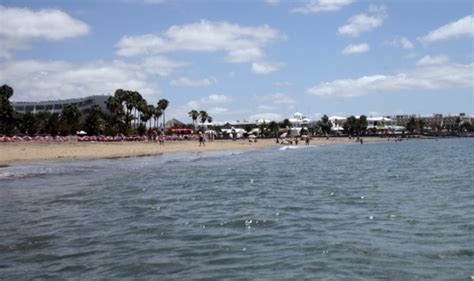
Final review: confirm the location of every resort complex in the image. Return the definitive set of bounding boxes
[1,86,473,140]
[12,95,111,116]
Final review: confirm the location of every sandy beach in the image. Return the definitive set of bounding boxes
[0,137,389,166]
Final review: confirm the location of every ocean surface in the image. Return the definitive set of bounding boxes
[0,138,473,280]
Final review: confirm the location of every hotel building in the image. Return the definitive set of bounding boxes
[12,95,111,116]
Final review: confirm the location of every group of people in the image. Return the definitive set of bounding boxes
[277,135,311,146]
[146,128,165,145]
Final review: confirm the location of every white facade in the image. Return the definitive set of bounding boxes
[329,116,347,131]
[288,112,311,136]
[367,117,395,130]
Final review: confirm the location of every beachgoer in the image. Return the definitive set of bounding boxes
[199,132,205,147]
[360,138,363,144]
[305,135,310,146]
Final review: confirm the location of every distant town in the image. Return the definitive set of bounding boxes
[2,86,473,139]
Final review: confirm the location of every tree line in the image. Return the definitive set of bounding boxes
[0,84,170,136]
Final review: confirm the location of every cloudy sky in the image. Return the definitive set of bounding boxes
[0,0,473,122]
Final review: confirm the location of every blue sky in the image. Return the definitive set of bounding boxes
[0,0,473,122]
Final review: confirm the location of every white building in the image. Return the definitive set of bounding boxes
[12,95,111,116]
[288,112,311,136]
[329,116,347,132]
[366,117,395,131]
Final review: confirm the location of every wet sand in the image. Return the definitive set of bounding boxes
[0,137,386,165]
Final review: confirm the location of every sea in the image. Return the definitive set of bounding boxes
[0,138,472,280]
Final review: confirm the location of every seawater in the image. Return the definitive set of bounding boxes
[0,138,473,280]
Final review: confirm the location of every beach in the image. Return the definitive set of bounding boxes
[0,137,389,165]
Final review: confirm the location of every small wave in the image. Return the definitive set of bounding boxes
[0,168,63,180]
[279,145,317,151]
[0,165,93,180]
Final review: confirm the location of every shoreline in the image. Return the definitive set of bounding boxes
[0,136,440,166]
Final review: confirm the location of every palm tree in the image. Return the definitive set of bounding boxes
[417,119,426,134]
[343,116,357,136]
[143,105,155,128]
[61,105,82,135]
[46,113,61,136]
[140,105,153,128]
[19,112,38,136]
[157,99,169,129]
[188,110,199,128]
[199,110,208,127]
[318,115,332,135]
[268,121,279,138]
[406,117,417,134]
[154,108,162,128]
[84,105,106,135]
[0,84,16,135]
[357,115,367,135]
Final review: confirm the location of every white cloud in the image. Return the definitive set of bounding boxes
[1,59,160,102]
[307,63,474,97]
[400,37,414,49]
[338,5,386,37]
[208,107,228,114]
[253,93,297,112]
[0,6,89,58]
[141,56,188,76]
[292,0,353,14]
[251,61,283,75]
[416,55,449,66]
[264,0,280,6]
[186,94,232,109]
[115,20,282,65]
[170,77,216,87]
[226,48,264,63]
[385,37,415,49]
[270,93,297,105]
[342,43,370,54]
[256,105,275,111]
[249,113,282,121]
[420,15,474,44]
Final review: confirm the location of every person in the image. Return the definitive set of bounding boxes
[295,137,299,145]
[199,132,205,147]
[305,135,310,146]
[360,138,363,144]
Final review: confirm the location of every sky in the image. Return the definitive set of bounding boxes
[0,0,473,122]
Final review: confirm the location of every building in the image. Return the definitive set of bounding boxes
[165,118,186,129]
[12,95,111,116]
[329,116,347,132]
[393,113,472,131]
[288,112,311,136]
[366,116,395,131]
